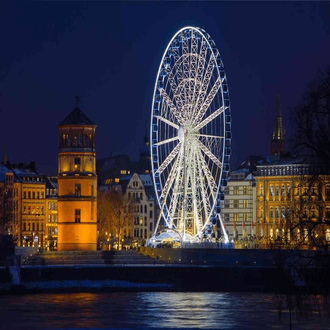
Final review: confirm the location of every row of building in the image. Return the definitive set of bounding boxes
[0,97,157,250]
[221,90,330,247]
[1,90,329,250]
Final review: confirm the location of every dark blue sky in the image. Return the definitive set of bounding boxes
[1,1,330,175]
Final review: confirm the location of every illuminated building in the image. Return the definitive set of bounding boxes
[271,87,286,156]
[45,176,58,250]
[9,162,46,248]
[255,157,330,246]
[222,156,265,245]
[57,98,97,251]
[0,164,20,240]
[122,173,157,241]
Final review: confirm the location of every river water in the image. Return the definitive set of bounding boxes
[0,292,329,329]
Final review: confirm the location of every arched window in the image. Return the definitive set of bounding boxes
[326,229,330,242]
[275,186,279,198]
[281,207,285,219]
[311,207,316,218]
[297,228,300,241]
[287,207,291,220]
[281,185,285,198]
[276,228,279,239]
[326,184,330,198]
[303,206,308,217]
[144,205,147,213]
[275,207,279,218]
[304,228,308,242]
[270,228,273,239]
[287,185,291,199]
[270,207,273,219]
[270,185,274,197]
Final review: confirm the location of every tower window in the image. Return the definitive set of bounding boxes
[74,158,81,171]
[75,184,81,197]
[75,209,81,223]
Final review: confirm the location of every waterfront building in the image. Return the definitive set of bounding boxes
[57,99,98,251]
[222,169,256,245]
[9,162,46,248]
[255,156,330,247]
[222,156,266,246]
[121,173,157,241]
[0,163,20,241]
[44,176,58,250]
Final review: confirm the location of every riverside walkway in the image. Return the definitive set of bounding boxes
[23,250,164,266]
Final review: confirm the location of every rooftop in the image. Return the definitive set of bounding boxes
[58,106,95,126]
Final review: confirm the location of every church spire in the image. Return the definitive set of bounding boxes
[271,86,286,156]
[3,143,7,165]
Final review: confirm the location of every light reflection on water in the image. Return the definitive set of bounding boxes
[0,292,329,329]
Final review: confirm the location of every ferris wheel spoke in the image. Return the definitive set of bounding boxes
[168,152,185,226]
[191,40,208,117]
[193,133,224,139]
[198,140,223,169]
[190,150,204,234]
[193,75,222,126]
[155,116,180,130]
[192,55,216,120]
[155,142,182,175]
[159,89,184,125]
[195,150,212,222]
[154,152,181,234]
[194,106,224,131]
[165,67,184,112]
[154,136,179,147]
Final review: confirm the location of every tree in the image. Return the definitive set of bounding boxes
[97,188,134,250]
[271,68,330,328]
[291,68,330,162]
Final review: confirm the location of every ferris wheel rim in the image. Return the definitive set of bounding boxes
[150,26,231,239]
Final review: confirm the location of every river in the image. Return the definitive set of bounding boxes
[0,292,329,329]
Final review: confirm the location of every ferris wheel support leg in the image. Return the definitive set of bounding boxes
[218,213,229,244]
[153,208,163,238]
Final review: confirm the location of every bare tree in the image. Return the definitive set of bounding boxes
[291,68,330,162]
[98,188,134,250]
[97,189,113,245]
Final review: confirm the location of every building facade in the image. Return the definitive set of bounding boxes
[45,177,58,250]
[222,169,256,246]
[57,101,98,251]
[123,173,157,241]
[255,156,330,247]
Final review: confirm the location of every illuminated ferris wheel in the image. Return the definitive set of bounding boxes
[150,27,231,242]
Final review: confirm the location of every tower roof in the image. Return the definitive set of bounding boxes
[58,106,96,126]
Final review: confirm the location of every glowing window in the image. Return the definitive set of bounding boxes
[75,209,81,223]
[74,158,81,171]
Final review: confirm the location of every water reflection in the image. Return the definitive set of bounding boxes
[0,292,329,329]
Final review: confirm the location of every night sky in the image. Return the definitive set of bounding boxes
[1,2,330,176]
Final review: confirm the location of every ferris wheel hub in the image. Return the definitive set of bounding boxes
[178,126,185,143]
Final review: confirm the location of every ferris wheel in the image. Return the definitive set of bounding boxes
[150,27,231,242]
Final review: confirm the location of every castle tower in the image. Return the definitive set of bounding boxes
[270,87,286,156]
[57,97,97,251]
